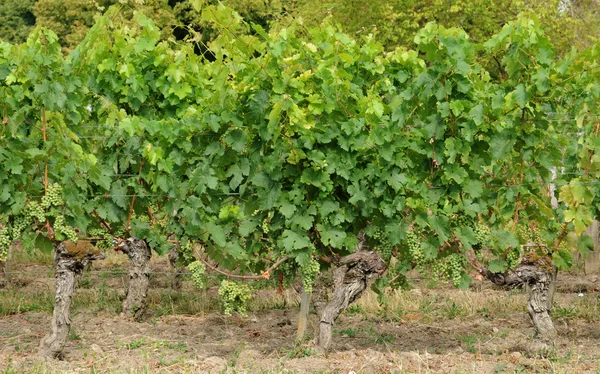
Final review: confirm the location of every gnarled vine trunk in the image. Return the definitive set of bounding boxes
[318,248,386,351]
[119,237,151,319]
[483,255,557,343]
[39,242,103,358]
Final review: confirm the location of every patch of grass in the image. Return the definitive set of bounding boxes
[345,304,366,316]
[419,295,440,315]
[78,273,93,289]
[458,334,479,354]
[151,339,188,352]
[280,346,315,359]
[119,337,146,350]
[0,289,54,315]
[336,328,359,337]
[68,328,81,341]
[442,300,467,319]
[552,305,577,318]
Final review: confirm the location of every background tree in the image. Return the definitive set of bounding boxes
[0,0,36,44]
[275,0,600,55]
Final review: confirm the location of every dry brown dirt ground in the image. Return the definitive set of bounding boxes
[1,260,600,373]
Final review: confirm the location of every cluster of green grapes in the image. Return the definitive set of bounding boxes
[54,215,78,242]
[136,213,151,224]
[516,223,543,244]
[179,240,195,263]
[447,254,464,287]
[187,260,206,289]
[453,214,475,229]
[432,254,464,287]
[0,226,10,262]
[11,216,29,238]
[41,183,64,209]
[261,218,270,234]
[25,201,46,223]
[300,257,320,293]
[371,228,393,261]
[88,227,114,249]
[474,223,491,248]
[506,247,521,269]
[406,231,424,265]
[218,280,252,316]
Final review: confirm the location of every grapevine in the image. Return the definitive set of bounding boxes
[218,280,252,316]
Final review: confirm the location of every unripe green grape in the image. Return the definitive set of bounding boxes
[187,260,206,289]
[300,257,320,293]
[179,241,195,263]
[406,231,423,265]
[12,215,31,238]
[25,201,45,223]
[218,280,252,316]
[506,248,521,269]
[88,227,113,249]
[54,215,78,243]
[137,214,150,224]
[46,183,64,207]
[372,228,393,261]
[447,254,464,287]
[0,227,10,262]
[474,223,491,247]
[261,219,270,234]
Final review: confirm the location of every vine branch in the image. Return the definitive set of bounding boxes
[193,246,290,280]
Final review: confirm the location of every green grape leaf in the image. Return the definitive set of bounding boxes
[488,260,508,274]
[280,230,311,251]
[553,249,572,270]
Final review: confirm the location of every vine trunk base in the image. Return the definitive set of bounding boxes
[39,241,103,358]
[484,255,557,343]
[318,250,386,351]
[119,238,151,319]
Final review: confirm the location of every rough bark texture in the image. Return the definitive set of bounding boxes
[168,243,184,291]
[0,261,7,288]
[296,291,312,343]
[484,255,557,342]
[547,265,557,310]
[39,241,103,358]
[119,237,151,319]
[318,249,386,351]
[312,266,345,317]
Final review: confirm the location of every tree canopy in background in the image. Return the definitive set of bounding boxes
[1,0,598,55]
[0,0,37,45]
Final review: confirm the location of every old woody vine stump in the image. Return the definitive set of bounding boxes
[119,237,152,319]
[480,253,557,344]
[39,241,104,359]
[318,250,387,351]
